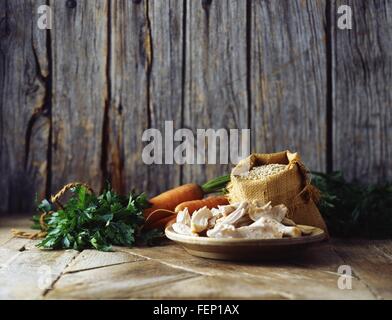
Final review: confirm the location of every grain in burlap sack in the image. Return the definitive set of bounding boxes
[227,151,328,233]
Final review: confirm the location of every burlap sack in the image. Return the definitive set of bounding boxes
[227,151,328,234]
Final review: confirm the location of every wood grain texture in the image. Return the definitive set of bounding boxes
[120,242,375,299]
[332,0,392,183]
[50,0,108,193]
[107,0,150,195]
[182,0,249,185]
[0,0,49,213]
[1,0,392,215]
[135,272,374,299]
[119,243,375,299]
[146,0,184,195]
[46,259,197,299]
[0,217,390,300]
[0,215,33,246]
[333,239,392,299]
[250,0,327,171]
[0,248,21,267]
[1,237,34,251]
[0,249,78,299]
[64,249,145,273]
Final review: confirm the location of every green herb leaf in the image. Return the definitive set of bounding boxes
[312,171,392,238]
[35,185,160,251]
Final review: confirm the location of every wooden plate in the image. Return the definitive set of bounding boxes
[165,223,326,261]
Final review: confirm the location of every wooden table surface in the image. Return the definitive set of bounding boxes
[1,215,391,300]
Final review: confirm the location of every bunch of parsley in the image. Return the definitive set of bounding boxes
[32,185,162,251]
[312,171,392,238]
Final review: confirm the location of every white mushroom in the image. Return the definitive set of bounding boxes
[297,225,316,235]
[247,201,271,220]
[269,204,289,222]
[176,207,191,226]
[252,200,272,209]
[210,204,236,219]
[217,204,237,217]
[172,223,198,237]
[281,226,302,238]
[248,202,288,223]
[218,202,248,226]
[206,223,240,239]
[251,217,301,238]
[236,224,283,239]
[282,217,296,226]
[210,207,221,217]
[207,215,218,229]
[233,215,254,228]
[172,198,304,240]
[191,206,213,233]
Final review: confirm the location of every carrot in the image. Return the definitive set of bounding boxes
[145,215,176,231]
[175,196,229,214]
[143,175,230,231]
[143,175,230,220]
[144,209,175,226]
[144,183,204,218]
[145,196,228,231]
[165,216,176,229]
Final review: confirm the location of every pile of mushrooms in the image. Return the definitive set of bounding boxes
[172,201,315,239]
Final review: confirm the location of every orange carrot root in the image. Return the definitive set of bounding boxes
[144,209,175,225]
[146,215,177,231]
[144,183,204,218]
[174,196,229,214]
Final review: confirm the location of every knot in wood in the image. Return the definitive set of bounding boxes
[201,0,212,10]
[66,0,77,9]
[0,17,11,39]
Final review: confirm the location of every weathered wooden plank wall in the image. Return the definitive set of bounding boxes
[50,0,108,193]
[0,0,391,214]
[0,0,49,212]
[183,0,249,184]
[250,0,327,171]
[147,0,184,194]
[108,0,150,196]
[332,0,392,184]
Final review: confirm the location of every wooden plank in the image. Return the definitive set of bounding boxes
[46,259,197,299]
[50,0,108,193]
[118,242,344,276]
[182,0,249,185]
[135,275,290,299]
[333,239,392,299]
[250,0,327,171]
[1,237,34,251]
[332,0,392,183]
[0,215,33,245]
[143,0,184,196]
[64,249,145,273]
[119,242,375,299]
[0,249,78,299]
[0,248,20,267]
[135,271,373,300]
[0,233,384,299]
[108,0,184,197]
[107,0,150,195]
[0,0,49,213]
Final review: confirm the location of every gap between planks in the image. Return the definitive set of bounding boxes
[115,242,385,299]
[42,250,81,297]
[45,259,199,299]
[43,248,201,299]
[331,239,392,300]
[332,246,380,300]
[1,216,391,299]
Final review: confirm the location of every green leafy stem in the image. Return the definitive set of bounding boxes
[33,185,162,252]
